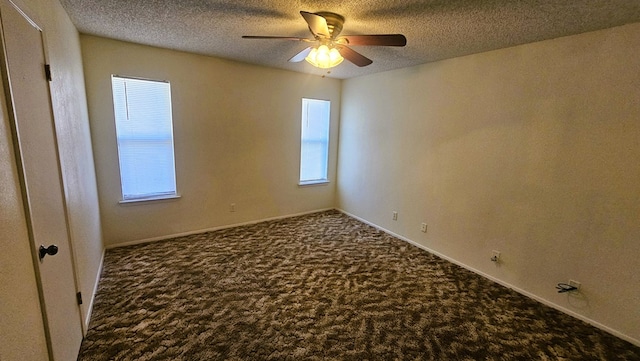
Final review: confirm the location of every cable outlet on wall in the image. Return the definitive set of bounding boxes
[491,250,501,262]
[420,223,427,233]
[230,203,236,212]
[392,211,398,221]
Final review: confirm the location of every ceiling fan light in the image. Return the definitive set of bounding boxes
[329,48,343,64]
[305,45,344,69]
[316,45,330,65]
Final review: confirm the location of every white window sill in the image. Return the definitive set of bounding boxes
[298,180,330,187]
[119,194,181,205]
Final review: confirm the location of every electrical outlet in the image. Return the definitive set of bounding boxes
[491,250,501,262]
[230,203,236,212]
[569,279,581,291]
[392,211,398,221]
[420,223,427,232]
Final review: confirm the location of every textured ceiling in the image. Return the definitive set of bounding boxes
[59,0,640,79]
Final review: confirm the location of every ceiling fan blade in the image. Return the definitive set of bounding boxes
[339,34,407,47]
[300,11,330,37]
[337,45,373,67]
[289,47,313,62]
[242,36,311,41]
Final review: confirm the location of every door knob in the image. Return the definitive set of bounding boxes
[39,244,59,260]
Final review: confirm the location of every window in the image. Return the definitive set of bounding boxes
[299,98,330,184]
[111,75,177,202]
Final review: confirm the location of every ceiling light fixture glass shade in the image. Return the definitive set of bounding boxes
[305,45,344,69]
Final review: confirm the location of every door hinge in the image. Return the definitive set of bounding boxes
[44,64,52,81]
[76,291,83,305]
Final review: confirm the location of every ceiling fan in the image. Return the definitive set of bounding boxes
[242,11,407,69]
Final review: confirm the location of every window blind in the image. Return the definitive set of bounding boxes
[300,98,330,183]
[112,76,177,200]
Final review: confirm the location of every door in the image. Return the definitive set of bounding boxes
[0,0,84,360]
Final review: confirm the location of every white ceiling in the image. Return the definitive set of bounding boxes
[59,0,640,79]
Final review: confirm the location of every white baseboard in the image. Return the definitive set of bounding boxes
[336,208,640,347]
[106,208,335,249]
[84,248,105,331]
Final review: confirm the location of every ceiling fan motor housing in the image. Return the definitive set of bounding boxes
[315,12,345,38]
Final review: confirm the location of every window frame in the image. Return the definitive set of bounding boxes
[111,75,180,203]
[299,98,331,186]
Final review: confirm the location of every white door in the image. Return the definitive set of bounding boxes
[0,0,84,359]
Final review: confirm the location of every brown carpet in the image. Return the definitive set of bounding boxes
[78,210,640,360]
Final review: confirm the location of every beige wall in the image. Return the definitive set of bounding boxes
[80,35,341,247]
[337,23,640,344]
[0,0,103,357]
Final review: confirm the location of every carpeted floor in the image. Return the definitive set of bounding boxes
[78,210,640,360]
